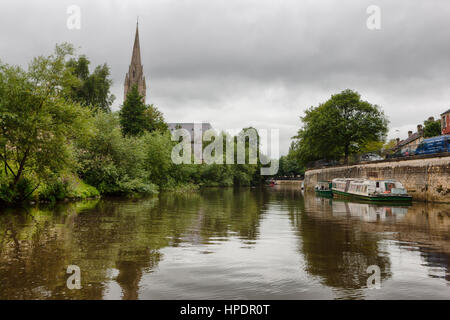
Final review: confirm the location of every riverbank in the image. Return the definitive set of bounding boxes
[0,174,202,208]
[304,156,450,203]
[273,180,302,186]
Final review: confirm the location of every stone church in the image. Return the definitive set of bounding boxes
[124,22,146,103]
[124,22,212,146]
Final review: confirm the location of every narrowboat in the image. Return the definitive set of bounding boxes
[314,181,333,197]
[331,178,412,202]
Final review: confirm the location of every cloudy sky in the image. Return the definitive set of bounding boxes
[1,0,450,155]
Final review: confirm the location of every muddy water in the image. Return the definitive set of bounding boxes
[0,186,448,299]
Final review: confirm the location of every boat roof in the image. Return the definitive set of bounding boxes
[332,178,400,183]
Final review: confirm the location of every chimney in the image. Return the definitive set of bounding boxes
[408,131,413,137]
[417,124,423,134]
[396,138,400,145]
[428,116,435,122]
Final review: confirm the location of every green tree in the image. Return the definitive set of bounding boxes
[382,139,398,156]
[277,154,304,178]
[292,89,388,165]
[120,86,167,137]
[75,112,155,195]
[66,55,115,112]
[423,118,441,138]
[120,85,147,136]
[144,104,168,132]
[0,44,91,202]
[360,140,384,154]
[143,131,174,190]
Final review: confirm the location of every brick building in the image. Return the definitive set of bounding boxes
[441,109,450,135]
[395,124,424,154]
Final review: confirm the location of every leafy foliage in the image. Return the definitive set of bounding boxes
[120,85,149,136]
[423,118,441,138]
[66,55,115,112]
[75,112,156,195]
[144,104,168,132]
[120,85,168,137]
[292,89,389,165]
[0,43,269,204]
[0,44,92,202]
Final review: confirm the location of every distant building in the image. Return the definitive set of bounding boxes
[168,123,213,161]
[441,109,450,135]
[168,123,213,144]
[395,124,424,154]
[124,22,146,103]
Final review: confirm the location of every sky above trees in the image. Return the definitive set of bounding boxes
[1,0,450,154]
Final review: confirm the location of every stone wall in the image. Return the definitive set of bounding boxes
[273,180,302,185]
[304,156,450,203]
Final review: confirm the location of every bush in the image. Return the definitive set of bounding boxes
[38,177,70,202]
[66,177,100,199]
[75,112,157,195]
[0,174,36,204]
[37,175,99,202]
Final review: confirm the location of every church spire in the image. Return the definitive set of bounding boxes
[131,19,142,66]
[124,20,146,103]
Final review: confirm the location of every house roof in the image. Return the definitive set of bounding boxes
[397,131,422,147]
[441,108,450,116]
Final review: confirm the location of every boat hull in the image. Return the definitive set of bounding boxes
[332,189,412,202]
[315,190,333,198]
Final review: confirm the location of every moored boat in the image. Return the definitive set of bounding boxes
[331,178,412,202]
[314,181,333,197]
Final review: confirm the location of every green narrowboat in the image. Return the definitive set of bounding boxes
[314,181,333,198]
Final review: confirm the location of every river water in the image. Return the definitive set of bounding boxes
[0,186,448,300]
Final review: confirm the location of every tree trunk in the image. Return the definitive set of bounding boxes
[3,145,7,176]
[13,148,30,186]
[344,144,350,165]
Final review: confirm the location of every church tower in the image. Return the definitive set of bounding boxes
[124,21,146,103]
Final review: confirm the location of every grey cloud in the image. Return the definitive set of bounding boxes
[1,0,450,154]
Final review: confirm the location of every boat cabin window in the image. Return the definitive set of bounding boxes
[385,182,395,192]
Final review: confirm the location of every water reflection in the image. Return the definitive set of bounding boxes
[332,200,408,222]
[302,191,450,297]
[0,187,448,299]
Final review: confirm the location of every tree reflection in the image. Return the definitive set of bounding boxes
[0,187,267,299]
[280,189,392,298]
[296,191,450,298]
[2,187,447,300]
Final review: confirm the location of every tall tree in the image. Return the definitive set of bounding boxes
[143,131,173,190]
[66,55,115,112]
[0,44,91,201]
[293,89,388,165]
[423,118,441,138]
[120,85,167,136]
[143,104,168,132]
[120,85,148,136]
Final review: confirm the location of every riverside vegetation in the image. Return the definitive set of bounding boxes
[0,44,265,205]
